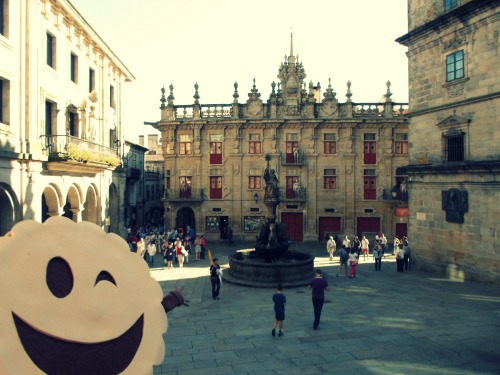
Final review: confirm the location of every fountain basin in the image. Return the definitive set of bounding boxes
[223,249,315,288]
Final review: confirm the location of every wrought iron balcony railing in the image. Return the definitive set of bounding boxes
[42,135,120,167]
[163,188,204,202]
[381,188,408,202]
[280,150,305,166]
[280,187,307,202]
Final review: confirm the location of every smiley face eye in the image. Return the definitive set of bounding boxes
[95,271,116,286]
[46,257,74,298]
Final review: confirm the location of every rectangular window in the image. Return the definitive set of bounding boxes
[324,133,337,154]
[179,176,192,198]
[395,133,408,154]
[364,133,376,164]
[323,169,337,189]
[209,134,223,164]
[44,100,55,136]
[248,168,261,189]
[109,85,115,108]
[444,0,458,12]
[165,170,171,191]
[69,111,78,137]
[286,133,299,164]
[179,134,192,155]
[47,33,56,68]
[446,50,464,82]
[210,176,222,199]
[249,133,261,154]
[0,0,7,37]
[0,78,10,125]
[363,169,376,200]
[70,53,78,83]
[89,68,95,93]
[444,133,464,162]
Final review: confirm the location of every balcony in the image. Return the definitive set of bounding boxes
[128,168,142,181]
[163,188,204,202]
[280,187,307,202]
[42,135,120,175]
[381,187,408,202]
[280,150,305,166]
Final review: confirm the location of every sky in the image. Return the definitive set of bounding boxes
[70,0,409,142]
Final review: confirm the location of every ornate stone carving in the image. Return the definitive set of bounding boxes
[446,82,465,98]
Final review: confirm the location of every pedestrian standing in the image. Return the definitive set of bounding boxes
[381,233,388,257]
[361,235,369,261]
[326,236,336,261]
[271,284,286,337]
[308,269,329,330]
[336,245,349,277]
[194,236,201,260]
[402,238,411,270]
[147,239,156,267]
[342,236,351,249]
[175,238,185,268]
[200,235,207,260]
[396,243,405,272]
[373,243,382,271]
[349,249,359,278]
[210,258,221,300]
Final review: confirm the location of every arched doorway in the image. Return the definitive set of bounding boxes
[63,185,81,222]
[0,183,21,236]
[83,185,98,224]
[42,184,63,222]
[175,207,195,233]
[108,183,119,233]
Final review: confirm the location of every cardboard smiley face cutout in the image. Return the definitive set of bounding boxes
[0,217,167,375]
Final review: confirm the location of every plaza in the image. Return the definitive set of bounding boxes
[149,241,500,375]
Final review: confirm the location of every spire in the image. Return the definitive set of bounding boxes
[288,31,296,65]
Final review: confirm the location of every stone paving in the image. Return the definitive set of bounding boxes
[148,241,500,375]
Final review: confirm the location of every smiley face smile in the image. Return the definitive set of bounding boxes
[13,312,144,375]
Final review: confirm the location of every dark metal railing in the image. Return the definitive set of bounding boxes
[280,187,307,201]
[382,188,408,202]
[163,188,204,201]
[41,135,119,165]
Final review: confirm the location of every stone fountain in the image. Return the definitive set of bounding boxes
[224,155,315,288]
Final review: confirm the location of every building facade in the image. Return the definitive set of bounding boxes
[149,37,409,244]
[123,139,147,230]
[0,0,133,236]
[397,0,499,284]
[140,134,164,229]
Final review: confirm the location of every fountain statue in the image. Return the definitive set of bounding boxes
[224,155,314,288]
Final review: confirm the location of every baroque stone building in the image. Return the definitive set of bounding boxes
[0,0,133,236]
[397,0,499,284]
[149,36,409,243]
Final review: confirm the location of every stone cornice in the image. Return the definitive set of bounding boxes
[398,160,500,175]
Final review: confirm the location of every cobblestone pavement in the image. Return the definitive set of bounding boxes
[148,240,500,375]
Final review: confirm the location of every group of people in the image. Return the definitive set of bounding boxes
[327,233,410,276]
[127,225,208,269]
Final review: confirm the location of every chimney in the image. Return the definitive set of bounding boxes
[139,135,145,146]
[148,134,159,150]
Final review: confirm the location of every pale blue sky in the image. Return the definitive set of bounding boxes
[70,0,409,140]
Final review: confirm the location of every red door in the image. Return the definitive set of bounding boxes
[318,217,341,241]
[395,223,407,239]
[286,176,298,199]
[281,212,303,242]
[364,141,376,164]
[286,141,298,163]
[210,142,222,164]
[356,217,380,240]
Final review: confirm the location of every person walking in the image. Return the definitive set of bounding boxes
[147,238,156,267]
[271,284,286,337]
[342,236,351,249]
[349,248,359,278]
[308,269,329,330]
[402,238,411,270]
[361,235,369,261]
[352,236,361,258]
[210,258,221,300]
[162,241,174,269]
[194,236,201,260]
[336,245,349,277]
[175,238,186,268]
[396,243,405,272]
[373,242,382,271]
[200,235,207,260]
[326,236,336,261]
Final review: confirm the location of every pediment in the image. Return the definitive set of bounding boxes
[437,113,472,128]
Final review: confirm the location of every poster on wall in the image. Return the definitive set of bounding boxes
[244,216,265,231]
[205,216,220,231]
